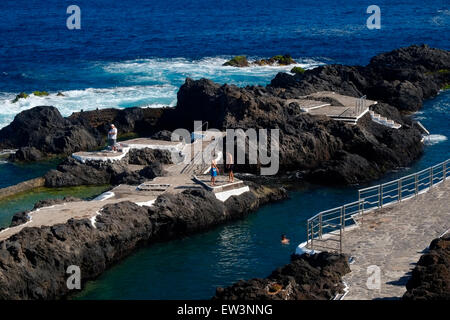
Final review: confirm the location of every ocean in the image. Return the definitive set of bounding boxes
[0,0,448,299]
[0,0,449,128]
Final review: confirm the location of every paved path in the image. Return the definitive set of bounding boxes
[306,91,377,108]
[342,180,449,300]
[0,131,245,242]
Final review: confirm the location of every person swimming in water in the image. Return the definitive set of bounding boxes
[281,234,290,244]
[210,160,219,186]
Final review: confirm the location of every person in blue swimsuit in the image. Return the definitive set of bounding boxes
[210,160,219,186]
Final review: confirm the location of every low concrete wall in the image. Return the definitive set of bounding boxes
[0,177,45,200]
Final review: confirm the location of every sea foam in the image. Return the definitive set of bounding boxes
[0,56,323,129]
[424,134,448,145]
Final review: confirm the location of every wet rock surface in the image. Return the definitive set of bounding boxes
[403,235,450,300]
[213,252,351,300]
[0,184,287,299]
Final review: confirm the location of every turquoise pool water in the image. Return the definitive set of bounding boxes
[0,185,111,229]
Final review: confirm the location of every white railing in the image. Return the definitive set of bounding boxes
[306,159,449,253]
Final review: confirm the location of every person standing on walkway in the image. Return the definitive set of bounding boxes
[210,160,219,186]
[108,124,118,152]
[225,152,234,183]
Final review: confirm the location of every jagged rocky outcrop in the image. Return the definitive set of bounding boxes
[8,146,44,162]
[68,107,166,138]
[0,106,102,160]
[167,46,449,184]
[44,157,130,187]
[270,45,450,111]
[128,148,172,166]
[213,252,350,300]
[223,56,249,67]
[403,235,450,300]
[0,106,167,161]
[0,184,287,299]
[9,211,30,228]
[150,130,173,141]
[44,156,168,187]
[44,146,173,187]
[223,55,297,67]
[174,77,423,184]
[0,45,447,184]
[112,162,167,185]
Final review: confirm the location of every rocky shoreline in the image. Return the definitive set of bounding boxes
[403,234,450,300]
[213,252,350,300]
[0,182,287,299]
[1,45,448,185]
[0,44,448,300]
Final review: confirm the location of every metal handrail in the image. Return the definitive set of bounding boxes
[306,159,449,254]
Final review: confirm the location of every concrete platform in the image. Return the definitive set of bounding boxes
[306,91,377,108]
[193,175,250,201]
[334,181,449,300]
[121,138,184,152]
[72,149,130,163]
[284,99,330,112]
[72,137,184,163]
[0,130,237,241]
[194,175,245,192]
[295,91,378,124]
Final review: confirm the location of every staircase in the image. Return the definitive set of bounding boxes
[369,111,402,129]
[181,150,208,175]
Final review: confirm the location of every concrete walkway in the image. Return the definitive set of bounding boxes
[342,180,449,300]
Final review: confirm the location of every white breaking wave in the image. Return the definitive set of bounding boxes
[102,56,323,84]
[423,134,448,145]
[0,85,178,128]
[0,56,324,128]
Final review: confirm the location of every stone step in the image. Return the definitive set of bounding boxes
[370,111,401,129]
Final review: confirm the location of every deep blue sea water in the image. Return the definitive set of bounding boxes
[0,0,449,127]
[0,0,448,299]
